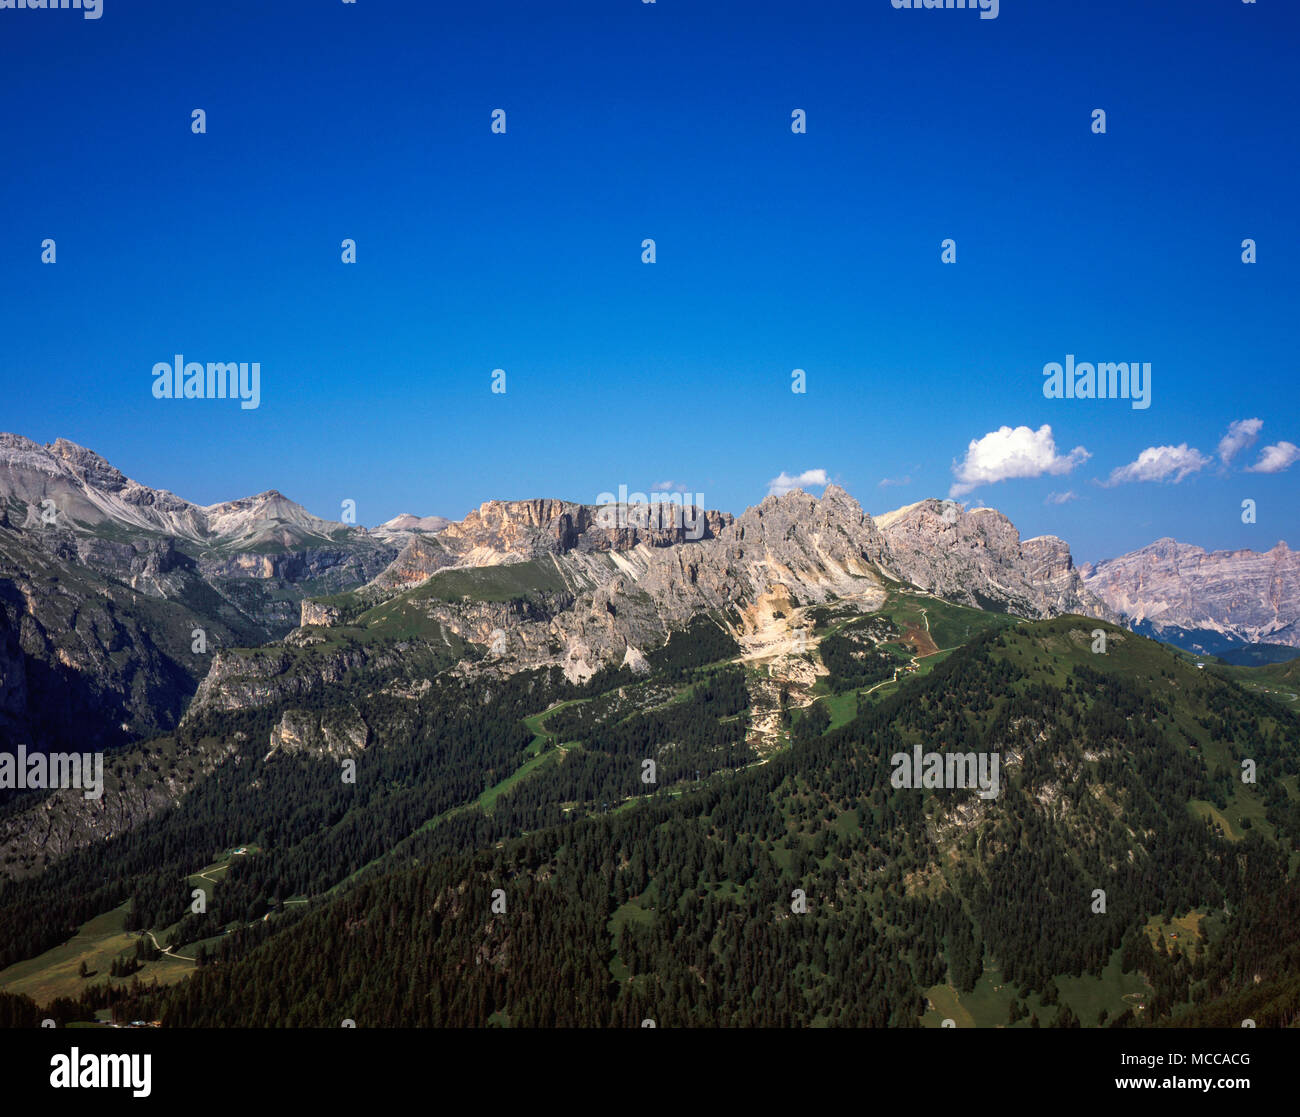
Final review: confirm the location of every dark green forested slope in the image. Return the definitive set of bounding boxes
[0,626,748,979]
[81,618,1299,1027]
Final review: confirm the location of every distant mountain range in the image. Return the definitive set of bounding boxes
[1080,538,1300,655]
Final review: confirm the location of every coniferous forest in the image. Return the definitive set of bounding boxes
[5,615,1297,1029]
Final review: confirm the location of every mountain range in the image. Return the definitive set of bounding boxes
[0,435,1096,750]
[1,433,1298,1030]
[0,429,1292,865]
[1,434,1293,737]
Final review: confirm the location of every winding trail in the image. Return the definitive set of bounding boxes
[137,854,270,965]
[142,930,195,965]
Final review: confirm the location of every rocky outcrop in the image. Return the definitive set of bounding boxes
[1021,535,1085,601]
[195,544,397,586]
[267,706,369,758]
[875,499,1108,619]
[301,601,342,627]
[184,629,461,718]
[1080,539,1300,646]
[717,484,890,595]
[188,645,374,715]
[372,497,733,590]
[372,534,459,589]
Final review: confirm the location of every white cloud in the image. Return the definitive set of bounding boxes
[767,468,829,497]
[878,475,912,488]
[1105,444,1212,485]
[1245,441,1300,474]
[948,425,1089,498]
[1045,490,1077,505]
[651,481,689,492]
[1218,418,1262,464]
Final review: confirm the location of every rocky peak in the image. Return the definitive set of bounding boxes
[726,485,888,565]
[877,498,1106,619]
[49,438,129,492]
[440,498,588,554]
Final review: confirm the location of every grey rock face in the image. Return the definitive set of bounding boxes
[0,526,226,752]
[2,433,207,539]
[267,706,369,759]
[0,432,401,573]
[189,645,365,715]
[0,435,411,746]
[1081,539,1300,646]
[875,499,1109,619]
[300,600,342,627]
[296,486,1132,688]
[353,486,895,684]
[371,497,734,590]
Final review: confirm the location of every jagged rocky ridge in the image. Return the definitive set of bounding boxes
[875,498,1105,619]
[187,487,1111,718]
[2,433,355,548]
[0,433,404,590]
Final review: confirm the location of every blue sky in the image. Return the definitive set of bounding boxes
[2,0,1297,563]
